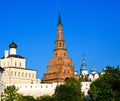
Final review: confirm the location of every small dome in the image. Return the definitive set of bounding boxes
[81,65,88,70]
[9,41,17,48]
[91,66,97,72]
[80,55,88,70]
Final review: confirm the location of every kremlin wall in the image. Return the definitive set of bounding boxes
[0,13,100,97]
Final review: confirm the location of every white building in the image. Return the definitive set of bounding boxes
[0,41,40,85]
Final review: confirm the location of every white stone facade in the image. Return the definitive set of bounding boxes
[6,82,92,97]
[0,67,4,94]
[6,83,61,97]
[81,70,88,76]
[1,50,26,68]
[88,72,99,81]
[0,42,40,85]
[81,82,91,96]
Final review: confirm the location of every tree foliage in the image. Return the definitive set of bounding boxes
[3,85,18,101]
[54,77,85,101]
[36,95,53,101]
[22,95,36,101]
[89,66,120,101]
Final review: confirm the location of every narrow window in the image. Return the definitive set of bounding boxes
[19,62,21,67]
[15,72,17,76]
[55,53,57,57]
[63,43,64,47]
[22,73,24,77]
[18,72,20,77]
[11,71,13,76]
[15,62,17,66]
[64,53,66,56]
[32,74,34,78]
[29,73,31,78]
[25,73,27,77]
[59,43,61,47]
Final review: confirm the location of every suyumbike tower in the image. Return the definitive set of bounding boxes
[44,12,78,83]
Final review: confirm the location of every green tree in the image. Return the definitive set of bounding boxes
[54,77,85,101]
[22,95,36,101]
[36,95,53,101]
[3,85,18,101]
[2,85,27,101]
[88,66,120,101]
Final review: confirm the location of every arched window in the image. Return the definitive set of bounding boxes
[18,72,20,77]
[59,43,61,47]
[22,72,24,77]
[19,62,21,67]
[64,53,66,56]
[32,74,34,78]
[11,71,13,76]
[15,72,17,76]
[29,73,31,78]
[25,73,27,77]
[15,62,17,67]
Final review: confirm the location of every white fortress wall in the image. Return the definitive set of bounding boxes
[6,83,63,97]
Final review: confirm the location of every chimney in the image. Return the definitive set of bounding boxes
[5,50,9,58]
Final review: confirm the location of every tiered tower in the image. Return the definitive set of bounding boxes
[44,12,78,83]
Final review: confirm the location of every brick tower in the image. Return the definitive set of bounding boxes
[44,12,78,83]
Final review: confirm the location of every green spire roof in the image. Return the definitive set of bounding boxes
[58,12,62,25]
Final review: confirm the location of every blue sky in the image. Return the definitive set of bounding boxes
[0,0,120,79]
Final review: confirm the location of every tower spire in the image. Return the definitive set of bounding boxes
[58,11,62,25]
[91,61,97,72]
[57,11,64,41]
[54,12,67,57]
[82,54,86,66]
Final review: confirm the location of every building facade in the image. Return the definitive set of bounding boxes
[0,41,40,85]
[44,12,78,83]
[0,67,4,94]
